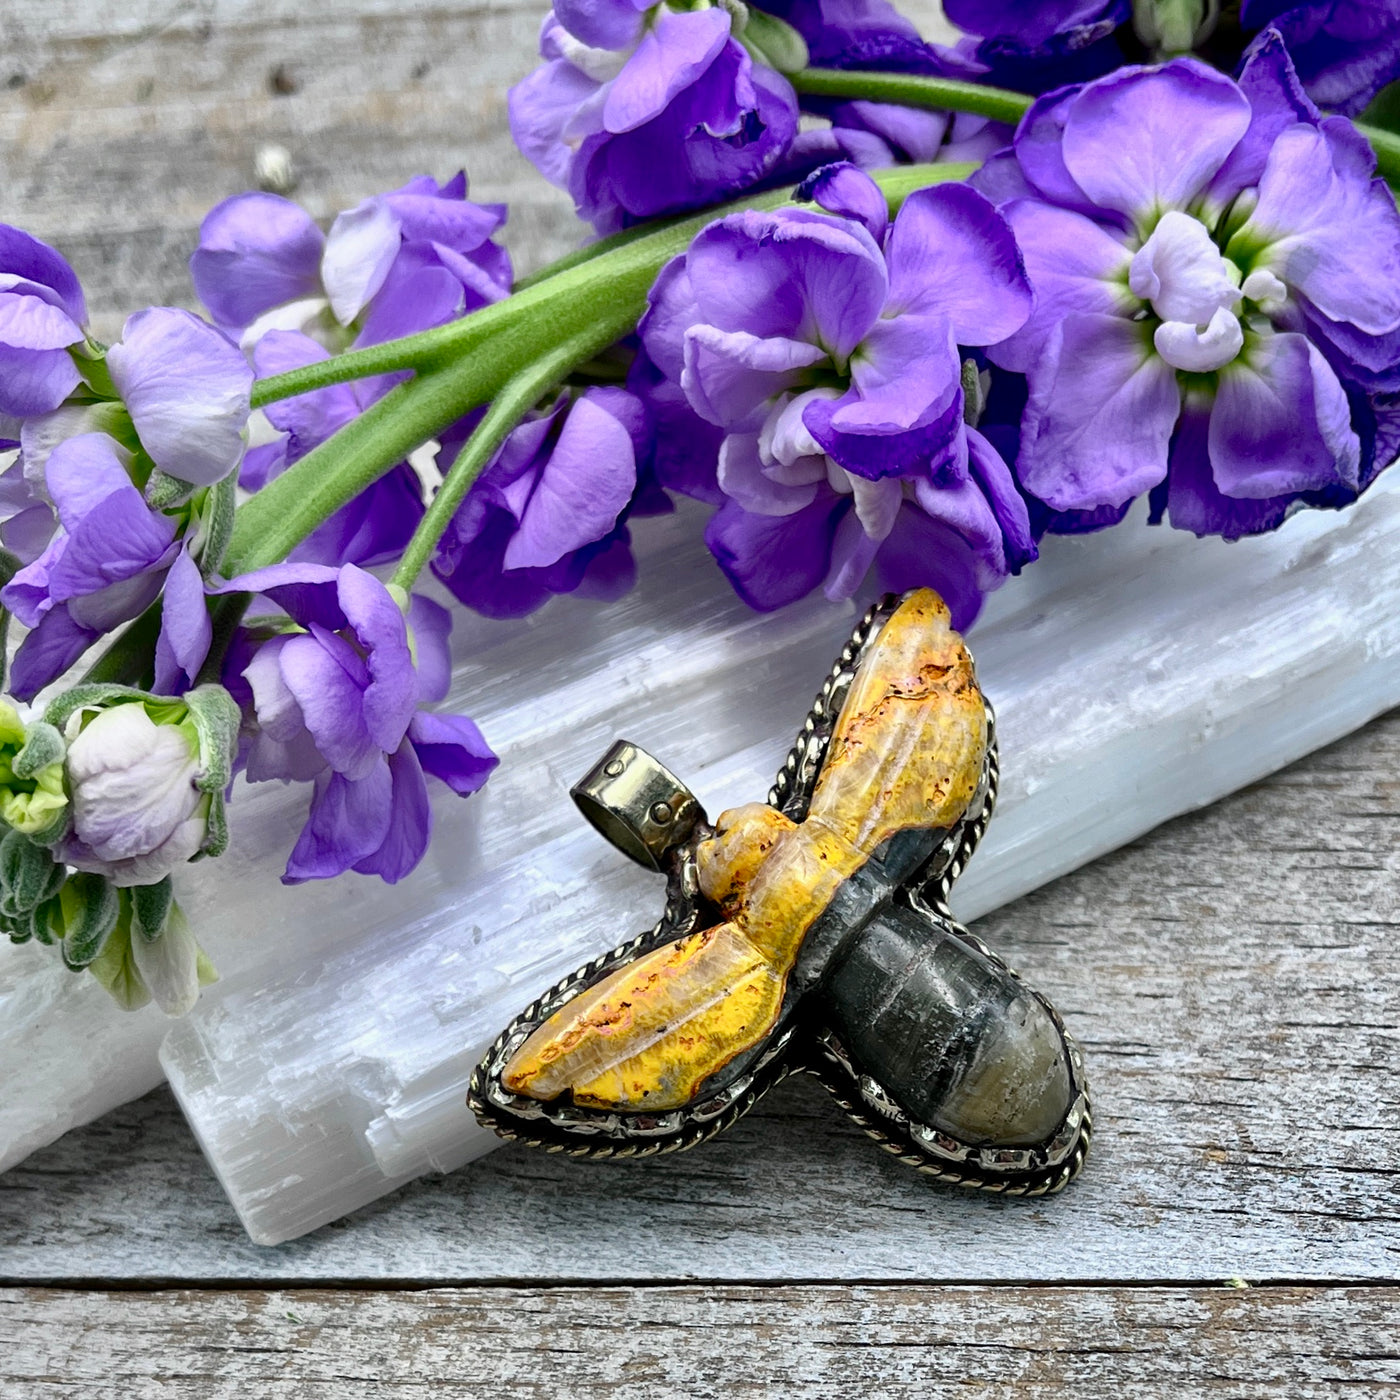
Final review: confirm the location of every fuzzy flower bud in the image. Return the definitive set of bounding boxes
[0,700,68,838]
[51,684,239,888]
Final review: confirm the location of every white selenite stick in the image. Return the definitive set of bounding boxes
[4,479,1400,1242]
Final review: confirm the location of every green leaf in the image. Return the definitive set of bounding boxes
[130,876,174,943]
[740,7,809,72]
[60,874,123,969]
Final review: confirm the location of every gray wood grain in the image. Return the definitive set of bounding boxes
[4,1284,1398,1398]
[2,710,1398,1285]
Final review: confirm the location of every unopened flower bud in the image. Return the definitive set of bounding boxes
[52,684,239,888]
[0,701,68,838]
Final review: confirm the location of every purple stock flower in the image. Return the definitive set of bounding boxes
[106,307,253,487]
[0,433,203,700]
[1240,0,1400,114]
[509,3,800,231]
[219,563,497,885]
[190,173,512,347]
[433,386,647,618]
[246,330,426,568]
[976,42,1400,538]
[638,162,1036,625]
[0,226,88,417]
[943,0,1131,92]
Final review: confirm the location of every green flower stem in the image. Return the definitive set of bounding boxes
[248,162,970,411]
[390,327,602,592]
[790,68,1034,126]
[229,162,972,575]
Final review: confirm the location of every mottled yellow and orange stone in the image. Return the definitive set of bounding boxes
[501,589,988,1112]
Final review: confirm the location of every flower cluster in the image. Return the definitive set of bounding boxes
[2,0,1399,1014]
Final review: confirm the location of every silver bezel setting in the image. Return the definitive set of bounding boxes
[469,593,1091,1192]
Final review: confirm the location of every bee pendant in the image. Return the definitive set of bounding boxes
[470,589,1091,1195]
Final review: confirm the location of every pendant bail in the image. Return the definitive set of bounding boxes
[570,740,706,872]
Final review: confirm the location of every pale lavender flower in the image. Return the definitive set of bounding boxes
[190,173,511,348]
[977,41,1400,537]
[106,307,253,487]
[639,162,1035,624]
[2,435,185,699]
[219,564,497,884]
[0,226,88,417]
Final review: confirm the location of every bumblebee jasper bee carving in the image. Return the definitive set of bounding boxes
[470,589,1091,1195]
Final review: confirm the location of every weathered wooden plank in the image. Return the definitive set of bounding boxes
[2,711,1398,1284]
[0,3,579,337]
[3,1284,1397,1398]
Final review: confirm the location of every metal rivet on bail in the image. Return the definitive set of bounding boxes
[570,740,705,871]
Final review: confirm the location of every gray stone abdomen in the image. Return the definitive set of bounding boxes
[821,905,1074,1149]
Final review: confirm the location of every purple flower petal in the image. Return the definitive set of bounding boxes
[1061,61,1251,223]
[555,0,652,49]
[501,390,639,570]
[1209,331,1361,497]
[408,711,499,796]
[189,193,326,331]
[805,313,963,479]
[7,607,96,702]
[801,162,890,242]
[603,9,733,134]
[322,197,402,325]
[1167,401,1292,538]
[1207,29,1319,210]
[153,546,212,695]
[335,563,417,754]
[683,326,828,429]
[213,562,346,631]
[0,290,87,351]
[989,200,1134,374]
[0,225,86,324]
[704,493,847,610]
[1240,122,1400,336]
[717,430,820,515]
[1007,88,1097,213]
[685,208,887,360]
[408,594,453,704]
[283,761,395,884]
[0,344,81,417]
[871,504,986,632]
[509,58,601,190]
[278,631,381,780]
[883,183,1032,346]
[107,308,253,486]
[1019,312,1181,510]
[945,0,1118,44]
[823,506,882,599]
[351,740,432,884]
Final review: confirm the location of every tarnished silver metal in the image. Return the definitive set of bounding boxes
[470,593,1092,1195]
[570,740,707,872]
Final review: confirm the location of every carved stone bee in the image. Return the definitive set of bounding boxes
[470,589,1091,1195]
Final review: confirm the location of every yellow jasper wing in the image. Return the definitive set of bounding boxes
[809,587,987,857]
[501,921,785,1112]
